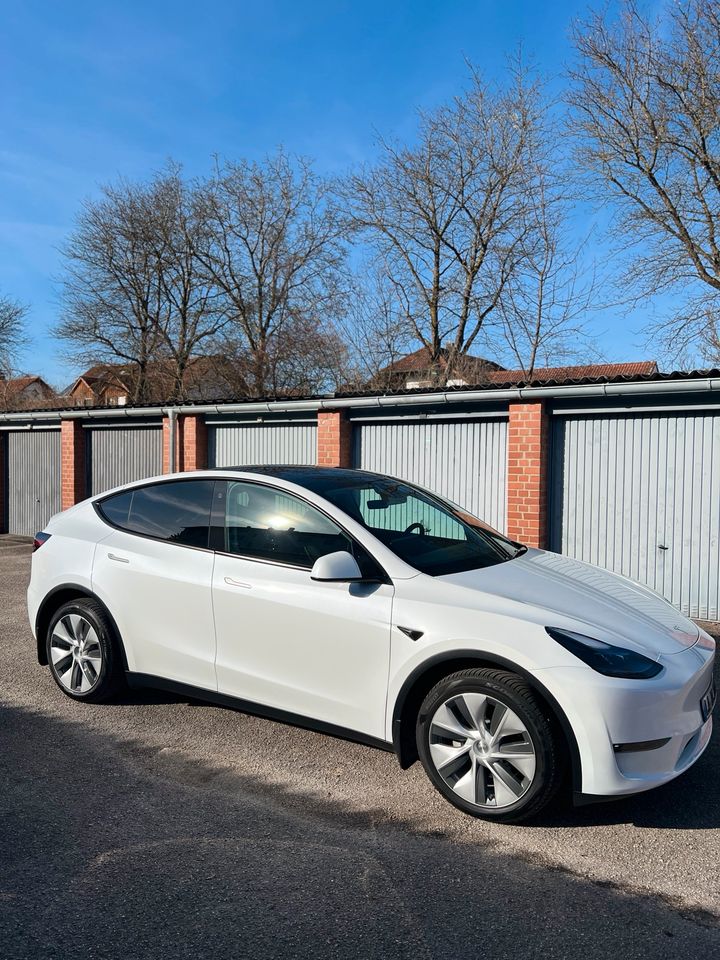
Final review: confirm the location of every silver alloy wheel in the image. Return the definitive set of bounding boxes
[49,614,103,695]
[428,692,537,809]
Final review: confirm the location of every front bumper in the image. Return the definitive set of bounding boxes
[538,641,715,798]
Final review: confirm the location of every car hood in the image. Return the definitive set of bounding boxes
[439,548,698,657]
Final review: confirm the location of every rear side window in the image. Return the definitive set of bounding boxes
[98,480,215,548]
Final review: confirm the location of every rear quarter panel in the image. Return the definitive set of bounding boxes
[27,504,108,639]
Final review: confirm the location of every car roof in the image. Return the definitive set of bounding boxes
[213,465,388,485]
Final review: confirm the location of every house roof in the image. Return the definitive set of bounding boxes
[2,375,53,392]
[486,361,658,386]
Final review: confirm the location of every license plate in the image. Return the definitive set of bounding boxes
[701,679,717,722]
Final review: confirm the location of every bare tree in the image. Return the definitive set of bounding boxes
[196,151,347,395]
[57,166,223,402]
[491,177,599,375]
[339,262,417,389]
[216,316,350,397]
[148,168,226,400]
[343,60,551,378]
[570,0,720,363]
[0,295,28,377]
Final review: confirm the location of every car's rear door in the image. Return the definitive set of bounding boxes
[92,479,217,690]
[211,479,394,740]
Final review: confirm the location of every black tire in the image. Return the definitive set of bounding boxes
[46,598,124,703]
[416,668,565,823]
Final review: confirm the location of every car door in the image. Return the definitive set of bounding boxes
[211,479,394,740]
[92,478,217,690]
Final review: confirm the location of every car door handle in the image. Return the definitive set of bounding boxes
[108,553,130,563]
[224,576,252,589]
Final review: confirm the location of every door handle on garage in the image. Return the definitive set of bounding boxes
[224,576,252,589]
[108,553,129,563]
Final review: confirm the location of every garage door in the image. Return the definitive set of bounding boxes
[209,422,317,467]
[352,418,508,533]
[550,412,720,620]
[5,430,62,536]
[87,425,164,495]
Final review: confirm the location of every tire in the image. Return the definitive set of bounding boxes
[416,668,565,823]
[46,598,124,703]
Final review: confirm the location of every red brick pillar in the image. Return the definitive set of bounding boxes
[163,414,207,473]
[61,419,86,510]
[506,401,549,548]
[317,411,352,467]
[162,416,179,473]
[180,414,207,471]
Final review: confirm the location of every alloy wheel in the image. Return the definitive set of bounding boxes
[428,692,537,809]
[49,614,103,695]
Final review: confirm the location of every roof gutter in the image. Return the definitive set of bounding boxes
[0,375,719,422]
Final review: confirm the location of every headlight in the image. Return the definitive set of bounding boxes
[545,627,663,679]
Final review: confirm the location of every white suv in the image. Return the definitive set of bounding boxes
[28,466,716,822]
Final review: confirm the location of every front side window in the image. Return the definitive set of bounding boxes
[220,480,355,568]
[294,473,518,577]
[98,480,215,548]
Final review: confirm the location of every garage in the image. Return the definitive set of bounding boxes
[351,417,508,533]
[550,410,720,620]
[3,429,62,536]
[86,424,164,495]
[208,418,318,468]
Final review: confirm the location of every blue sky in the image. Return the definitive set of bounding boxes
[0,0,665,386]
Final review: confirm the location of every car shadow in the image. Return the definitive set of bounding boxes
[112,671,720,832]
[1,699,719,960]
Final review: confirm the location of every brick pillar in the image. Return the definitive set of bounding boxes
[163,414,207,473]
[317,411,352,467]
[180,414,207,471]
[506,401,549,548]
[61,419,86,510]
[162,416,178,473]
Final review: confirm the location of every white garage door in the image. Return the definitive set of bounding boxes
[209,422,317,468]
[550,412,720,620]
[352,418,508,533]
[6,430,62,536]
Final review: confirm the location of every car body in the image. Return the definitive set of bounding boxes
[28,466,716,822]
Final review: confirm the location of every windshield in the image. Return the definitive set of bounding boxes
[300,473,523,576]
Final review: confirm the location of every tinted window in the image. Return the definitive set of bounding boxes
[99,480,215,548]
[99,490,133,527]
[292,474,517,576]
[221,481,354,568]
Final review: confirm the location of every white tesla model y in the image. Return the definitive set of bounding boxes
[28,467,716,823]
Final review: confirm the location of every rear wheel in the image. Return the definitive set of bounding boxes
[46,598,123,703]
[417,668,565,823]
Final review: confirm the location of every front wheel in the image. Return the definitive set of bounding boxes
[46,598,124,703]
[416,668,565,823]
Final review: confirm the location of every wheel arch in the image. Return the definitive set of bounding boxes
[391,651,582,793]
[35,584,127,670]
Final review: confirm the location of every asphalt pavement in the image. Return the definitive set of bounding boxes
[1,538,719,959]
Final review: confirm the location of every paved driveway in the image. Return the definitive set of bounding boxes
[1,540,719,958]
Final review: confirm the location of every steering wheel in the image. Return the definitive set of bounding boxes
[404,521,427,535]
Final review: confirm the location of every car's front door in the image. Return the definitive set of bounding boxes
[93,479,217,690]
[211,480,394,740]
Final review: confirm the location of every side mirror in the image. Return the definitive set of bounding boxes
[310,550,364,582]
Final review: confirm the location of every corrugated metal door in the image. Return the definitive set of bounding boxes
[353,419,508,533]
[209,422,317,467]
[87,426,163,495]
[550,412,720,620]
[6,430,62,536]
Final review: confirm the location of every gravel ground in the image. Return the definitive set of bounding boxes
[1,539,719,959]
